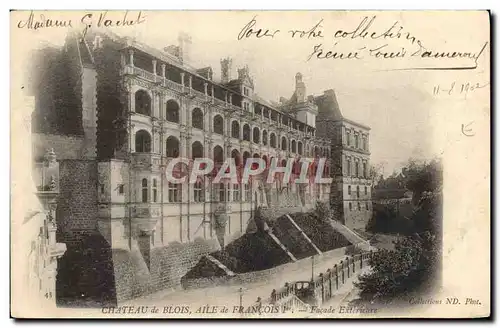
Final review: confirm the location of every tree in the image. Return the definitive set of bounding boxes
[355,157,443,305]
[370,163,384,187]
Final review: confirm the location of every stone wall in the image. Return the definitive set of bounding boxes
[57,160,99,245]
[112,238,221,303]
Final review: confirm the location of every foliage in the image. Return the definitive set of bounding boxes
[354,232,439,304]
[31,46,84,136]
[356,157,443,305]
[314,201,332,222]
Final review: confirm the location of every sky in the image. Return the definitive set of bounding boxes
[11,10,490,176]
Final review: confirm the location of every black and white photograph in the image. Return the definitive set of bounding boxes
[10,10,490,319]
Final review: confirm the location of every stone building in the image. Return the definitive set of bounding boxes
[28,30,371,304]
[11,96,66,315]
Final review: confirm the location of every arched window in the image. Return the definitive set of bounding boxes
[191,108,204,130]
[231,121,240,139]
[192,141,203,159]
[213,145,224,164]
[262,155,268,168]
[291,140,297,153]
[166,99,180,123]
[314,146,320,157]
[262,130,268,146]
[243,124,251,141]
[355,162,359,177]
[213,115,224,135]
[231,149,241,167]
[135,130,151,153]
[135,90,151,116]
[298,141,303,155]
[281,137,288,151]
[141,178,148,203]
[270,133,276,148]
[363,163,367,178]
[243,151,251,168]
[166,136,180,158]
[347,159,352,176]
[253,127,260,144]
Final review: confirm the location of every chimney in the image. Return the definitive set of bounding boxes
[295,72,306,103]
[178,32,192,64]
[220,57,232,84]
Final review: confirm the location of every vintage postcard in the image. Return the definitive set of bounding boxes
[10,10,490,319]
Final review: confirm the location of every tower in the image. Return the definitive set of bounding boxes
[220,57,232,84]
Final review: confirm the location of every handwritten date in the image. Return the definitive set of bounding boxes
[432,81,489,99]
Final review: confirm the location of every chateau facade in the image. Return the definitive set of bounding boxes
[29,30,372,303]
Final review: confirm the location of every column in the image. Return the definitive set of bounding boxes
[211,85,215,100]
[180,72,185,89]
[130,124,136,152]
[161,63,166,78]
[229,94,233,105]
[204,82,208,97]
[152,59,157,75]
[129,49,134,67]
[189,75,193,89]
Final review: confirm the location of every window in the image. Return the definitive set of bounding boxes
[135,130,151,153]
[141,178,148,203]
[298,141,303,155]
[363,137,367,151]
[194,182,204,202]
[355,162,359,177]
[281,137,287,151]
[291,140,296,153]
[216,183,226,202]
[244,183,251,201]
[118,184,124,195]
[166,136,180,158]
[363,163,367,178]
[253,127,260,144]
[243,124,251,141]
[349,202,352,211]
[270,133,276,148]
[366,202,369,210]
[365,186,368,195]
[99,184,105,194]
[168,183,181,202]
[348,185,351,195]
[262,130,268,146]
[358,202,361,211]
[213,115,224,135]
[135,90,151,116]
[347,159,351,176]
[233,184,241,202]
[356,186,360,198]
[346,131,351,146]
[231,121,240,139]
[192,108,204,129]
[152,179,158,203]
[166,100,180,123]
[355,134,359,148]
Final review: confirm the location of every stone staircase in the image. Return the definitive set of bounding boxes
[328,220,373,251]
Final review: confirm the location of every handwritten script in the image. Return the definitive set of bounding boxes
[17,11,146,38]
[237,15,489,70]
